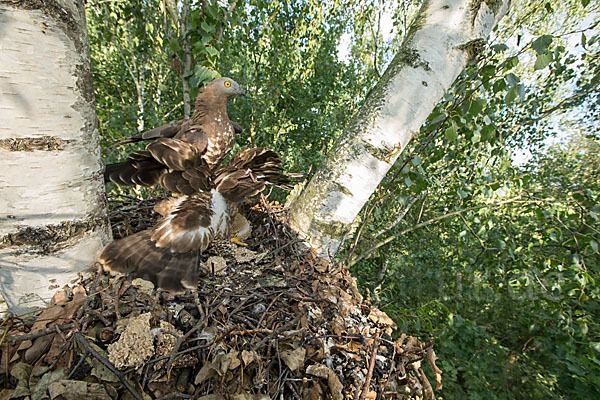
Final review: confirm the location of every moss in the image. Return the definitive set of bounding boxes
[309,218,348,240]
[362,141,396,163]
[458,38,487,60]
[404,3,427,43]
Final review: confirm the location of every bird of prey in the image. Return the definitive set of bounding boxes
[98,148,296,293]
[105,77,246,189]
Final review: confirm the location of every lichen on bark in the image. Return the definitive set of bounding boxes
[0,136,70,151]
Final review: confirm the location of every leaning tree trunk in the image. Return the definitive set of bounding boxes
[0,1,111,314]
[288,0,511,257]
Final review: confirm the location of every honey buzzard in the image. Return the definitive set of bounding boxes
[105,77,246,189]
[98,148,296,293]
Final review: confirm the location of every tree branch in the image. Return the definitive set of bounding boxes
[347,195,525,267]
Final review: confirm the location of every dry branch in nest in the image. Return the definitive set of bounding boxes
[0,199,442,399]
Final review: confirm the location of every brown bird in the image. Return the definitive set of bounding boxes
[105,77,246,189]
[98,148,297,293]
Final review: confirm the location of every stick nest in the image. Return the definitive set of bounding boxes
[1,198,442,400]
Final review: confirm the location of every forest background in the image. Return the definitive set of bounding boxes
[87,0,600,398]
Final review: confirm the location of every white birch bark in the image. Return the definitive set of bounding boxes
[0,0,111,314]
[288,0,511,257]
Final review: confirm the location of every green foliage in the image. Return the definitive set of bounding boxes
[86,0,600,398]
[342,0,600,397]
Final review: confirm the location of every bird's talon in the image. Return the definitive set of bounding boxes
[231,234,248,247]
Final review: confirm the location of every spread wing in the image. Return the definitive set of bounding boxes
[151,191,222,253]
[224,147,299,190]
[114,119,243,146]
[100,146,302,293]
[104,136,210,195]
[98,230,202,293]
[106,77,247,190]
[98,191,228,292]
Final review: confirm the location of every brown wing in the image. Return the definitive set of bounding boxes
[150,192,223,253]
[113,119,242,146]
[98,229,202,293]
[114,120,185,146]
[104,151,165,187]
[224,147,299,190]
[104,137,209,194]
[147,137,206,171]
[214,167,266,203]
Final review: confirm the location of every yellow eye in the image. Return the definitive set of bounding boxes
[224,81,231,88]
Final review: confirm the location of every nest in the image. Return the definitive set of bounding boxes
[0,199,442,400]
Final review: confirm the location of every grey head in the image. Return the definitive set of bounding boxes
[206,77,246,97]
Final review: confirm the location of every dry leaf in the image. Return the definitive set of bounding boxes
[326,369,343,400]
[368,309,395,327]
[307,383,323,400]
[10,362,32,398]
[48,379,111,400]
[214,350,241,374]
[306,364,343,400]
[231,393,271,400]
[31,367,67,400]
[234,247,257,263]
[241,349,257,366]
[0,389,15,400]
[280,346,306,371]
[333,341,363,353]
[314,259,329,273]
[194,363,218,384]
[82,341,119,383]
[197,395,225,400]
[427,348,443,390]
[306,363,330,379]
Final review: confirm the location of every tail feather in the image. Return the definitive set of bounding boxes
[221,147,299,191]
[98,229,201,293]
[104,151,165,186]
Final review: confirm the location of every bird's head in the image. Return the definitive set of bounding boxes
[207,77,246,98]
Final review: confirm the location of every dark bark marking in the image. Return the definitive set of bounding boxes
[0,216,109,254]
[0,136,72,151]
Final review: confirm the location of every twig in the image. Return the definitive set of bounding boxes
[67,351,89,379]
[156,393,193,400]
[347,195,526,267]
[165,321,204,379]
[3,322,76,343]
[261,239,303,260]
[73,332,143,400]
[358,333,380,400]
[260,194,280,248]
[254,316,301,350]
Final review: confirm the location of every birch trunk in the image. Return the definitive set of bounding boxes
[0,0,111,314]
[288,0,511,257]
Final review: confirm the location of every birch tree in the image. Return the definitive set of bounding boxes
[0,0,111,314]
[288,0,512,257]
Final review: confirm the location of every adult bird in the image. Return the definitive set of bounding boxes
[105,77,246,189]
[98,148,296,293]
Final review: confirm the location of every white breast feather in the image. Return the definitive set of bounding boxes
[209,189,229,236]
